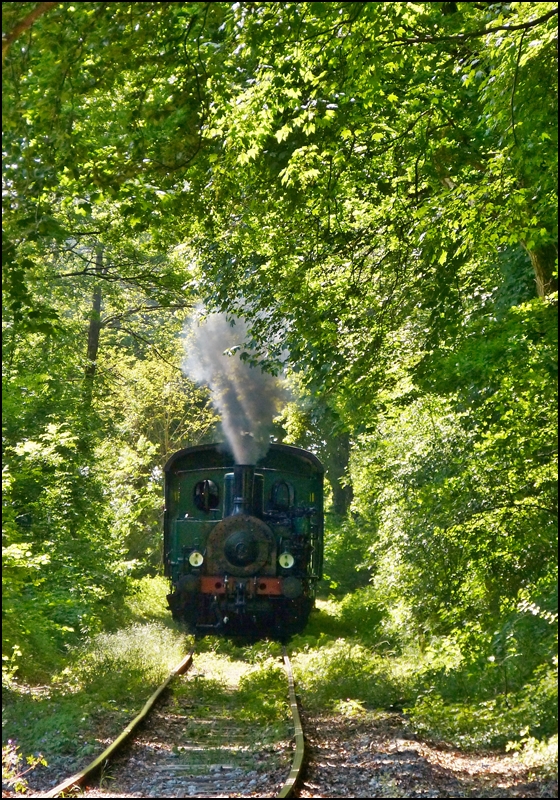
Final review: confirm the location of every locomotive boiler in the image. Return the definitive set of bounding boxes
[163,443,324,637]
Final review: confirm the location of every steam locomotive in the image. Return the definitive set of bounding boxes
[164,443,324,637]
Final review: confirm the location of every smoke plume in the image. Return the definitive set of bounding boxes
[183,311,287,464]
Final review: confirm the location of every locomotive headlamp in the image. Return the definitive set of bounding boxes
[188,551,204,568]
[278,552,295,569]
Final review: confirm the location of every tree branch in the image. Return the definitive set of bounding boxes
[108,325,183,371]
[101,303,193,327]
[510,29,527,148]
[390,7,558,46]
[2,2,59,64]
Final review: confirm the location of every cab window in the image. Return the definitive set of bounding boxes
[271,480,294,510]
[193,479,219,512]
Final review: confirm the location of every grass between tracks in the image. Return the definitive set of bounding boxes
[3,577,558,793]
[2,577,292,794]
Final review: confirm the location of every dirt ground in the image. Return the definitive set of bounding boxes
[296,712,558,799]
[3,697,557,798]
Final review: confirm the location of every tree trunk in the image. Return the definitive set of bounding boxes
[83,247,103,404]
[525,242,558,299]
[324,429,354,516]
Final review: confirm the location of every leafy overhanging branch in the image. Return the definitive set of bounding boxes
[2,1,59,64]
[389,6,558,47]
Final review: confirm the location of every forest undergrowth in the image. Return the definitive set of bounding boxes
[2,572,557,794]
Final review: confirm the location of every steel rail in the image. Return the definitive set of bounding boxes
[277,649,305,798]
[42,650,194,798]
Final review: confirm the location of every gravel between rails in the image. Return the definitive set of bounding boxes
[58,655,294,799]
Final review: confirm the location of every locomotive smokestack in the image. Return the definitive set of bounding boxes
[232,465,254,516]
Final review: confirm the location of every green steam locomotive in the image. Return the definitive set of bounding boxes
[164,443,324,637]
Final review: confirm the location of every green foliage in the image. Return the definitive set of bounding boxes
[122,575,172,623]
[407,657,558,749]
[241,640,284,664]
[2,420,128,681]
[2,622,190,764]
[2,742,47,795]
[2,249,216,680]
[292,639,408,711]
[508,734,558,780]
[299,593,386,646]
[321,516,372,595]
[289,596,557,751]
[237,659,290,723]
[334,587,386,644]
[182,3,557,389]
[68,622,188,701]
[351,296,557,644]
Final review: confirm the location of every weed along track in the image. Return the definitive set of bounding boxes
[42,646,304,798]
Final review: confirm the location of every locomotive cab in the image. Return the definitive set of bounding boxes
[163,444,323,637]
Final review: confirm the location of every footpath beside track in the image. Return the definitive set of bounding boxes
[42,647,305,799]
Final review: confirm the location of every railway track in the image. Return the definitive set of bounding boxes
[42,647,304,798]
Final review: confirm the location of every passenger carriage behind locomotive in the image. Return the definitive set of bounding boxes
[164,443,324,637]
